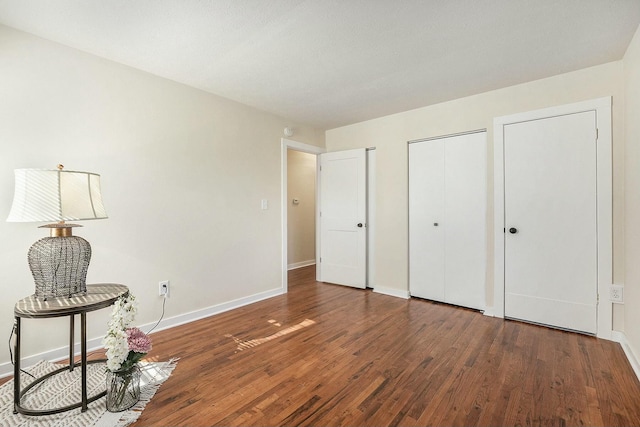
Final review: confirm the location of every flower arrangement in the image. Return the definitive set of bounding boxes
[103,293,152,411]
[103,293,152,372]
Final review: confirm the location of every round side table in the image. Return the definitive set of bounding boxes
[13,283,129,416]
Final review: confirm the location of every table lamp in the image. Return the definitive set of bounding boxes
[6,165,107,300]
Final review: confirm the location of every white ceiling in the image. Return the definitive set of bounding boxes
[1,0,639,130]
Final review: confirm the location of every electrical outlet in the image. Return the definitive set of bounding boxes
[610,284,623,303]
[159,280,170,298]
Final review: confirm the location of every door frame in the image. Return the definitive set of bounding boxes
[281,140,377,292]
[493,97,612,339]
[281,138,325,292]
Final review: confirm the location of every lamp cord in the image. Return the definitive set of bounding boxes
[8,296,166,379]
[8,322,35,379]
[146,296,166,335]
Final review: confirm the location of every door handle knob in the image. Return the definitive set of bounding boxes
[357,223,363,228]
[509,227,518,234]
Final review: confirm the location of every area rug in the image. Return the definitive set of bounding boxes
[0,359,177,427]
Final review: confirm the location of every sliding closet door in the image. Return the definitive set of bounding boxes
[409,141,445,301]
[409,132,486,311]
[444,133,486,309]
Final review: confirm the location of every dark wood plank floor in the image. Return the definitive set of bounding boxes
[6,265,640,425]
[126,265,640,426]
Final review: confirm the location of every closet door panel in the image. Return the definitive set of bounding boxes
[409,141,445,301]
[444,133,486,310]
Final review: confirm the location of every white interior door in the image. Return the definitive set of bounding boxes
[504,111,598,334]
[319,148,367,288]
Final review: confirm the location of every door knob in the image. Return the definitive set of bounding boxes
[357,223,363,228]
[509,227,518,234]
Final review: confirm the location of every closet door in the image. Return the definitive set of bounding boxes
[409,141,445,301]
[444,133,486,310]
[409,132,486,310]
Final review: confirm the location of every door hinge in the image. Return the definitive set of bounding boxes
[596,128,599,141]
[320,257,322,263]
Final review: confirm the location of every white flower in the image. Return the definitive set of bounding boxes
[103,293,140,372]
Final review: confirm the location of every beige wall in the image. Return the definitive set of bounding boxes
[326,61,625,325]
[624,24,640,360]
[0,25,324,368]
[287,150,316,267]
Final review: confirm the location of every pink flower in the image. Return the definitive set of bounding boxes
[126,327,152,354]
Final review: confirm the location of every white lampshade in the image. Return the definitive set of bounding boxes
[7,168,108,223]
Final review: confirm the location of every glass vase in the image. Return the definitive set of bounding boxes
[106,364,141,412]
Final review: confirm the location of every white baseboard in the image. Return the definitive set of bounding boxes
[287,260,316,270]
[483,307,495,317]
[373,286,410,299]
[611,330,640,382]
[0,287,284,378]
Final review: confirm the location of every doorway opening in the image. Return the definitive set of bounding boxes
[281,139,325,292]
[286,149,317,271]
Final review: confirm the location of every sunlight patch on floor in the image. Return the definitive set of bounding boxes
[225,319,316,351]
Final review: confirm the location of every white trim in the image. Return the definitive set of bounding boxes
[482,308,495,317]
[611,331,640,382]
[281,138,325,292]
[0,287,284,378]
[287,260,316,270]
[374,286,410,299]
[366,149,377,289]
[408,128,487,144]
[493,97,613,339]
[315,154,322,283]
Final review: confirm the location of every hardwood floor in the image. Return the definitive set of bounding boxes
[125,265,640,426]
[6,265,640,425]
